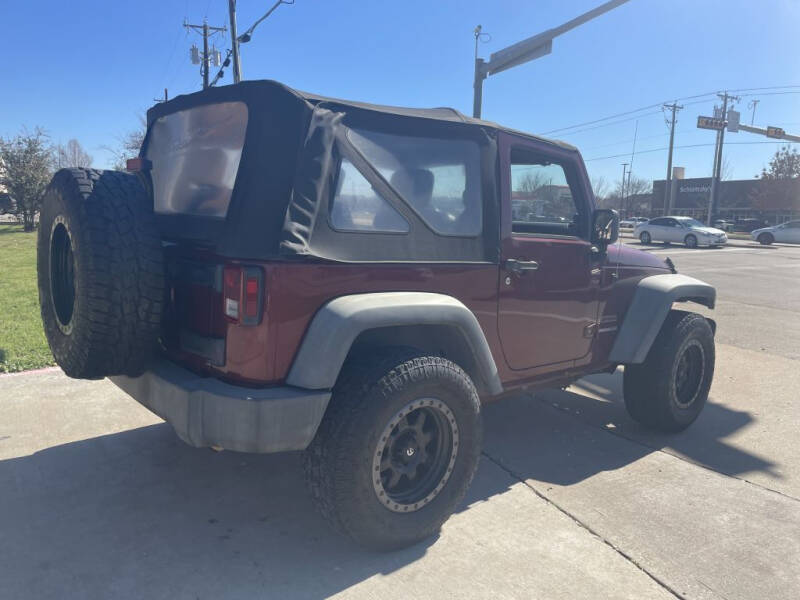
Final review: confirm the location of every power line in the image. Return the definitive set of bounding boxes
[539,85,800,136]
[584,140,797,162]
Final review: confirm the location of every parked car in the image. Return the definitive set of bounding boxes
[36,80,717,551]
[635,216,728,248]
[713,219,735,232]
[734,218,769,232]
[751,220,800,244]
[620,217,648,230]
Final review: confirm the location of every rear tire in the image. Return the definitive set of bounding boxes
[304,349,482,550]
[684,234,698,248]
[37,168,164,379]
[758,233,774,245]
[639,231,651,244]
[623,311,714,432]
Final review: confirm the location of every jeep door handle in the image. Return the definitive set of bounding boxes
[505,258,539,275]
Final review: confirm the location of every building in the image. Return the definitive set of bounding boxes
[650,176,800,224]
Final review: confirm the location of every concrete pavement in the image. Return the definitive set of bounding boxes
[0,370,673,600]
[1,243,799,599]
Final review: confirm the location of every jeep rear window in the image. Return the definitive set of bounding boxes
[347,128,482,236]
[145,101,248,218]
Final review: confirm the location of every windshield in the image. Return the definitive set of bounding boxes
[678,218,708,228]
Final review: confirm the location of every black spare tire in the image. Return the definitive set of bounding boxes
[37,168,164,379]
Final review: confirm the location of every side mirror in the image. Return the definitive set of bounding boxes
[591,208,619,247]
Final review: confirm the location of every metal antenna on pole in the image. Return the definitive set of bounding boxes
[748,99,760,125]
[621,162,629,216]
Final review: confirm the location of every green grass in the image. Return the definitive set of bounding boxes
[0,224,55,372]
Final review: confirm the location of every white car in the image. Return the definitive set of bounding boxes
[620,217,648,230]
[751,220,800,245]
[634,216,728,248]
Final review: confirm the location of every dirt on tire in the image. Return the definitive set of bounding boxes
[37,168,164,379]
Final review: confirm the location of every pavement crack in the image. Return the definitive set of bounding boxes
[481,450,685,600]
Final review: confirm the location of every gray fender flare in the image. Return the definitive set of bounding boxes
[286,292,503,396]
[609,273,716,364]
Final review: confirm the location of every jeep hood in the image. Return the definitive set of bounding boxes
[614,243,671,271]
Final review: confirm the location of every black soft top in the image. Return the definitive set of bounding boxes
[143,80,575,263]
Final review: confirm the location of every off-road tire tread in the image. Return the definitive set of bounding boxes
[304,349,482,550]
[623,310,714,432]
[38,168,164,378]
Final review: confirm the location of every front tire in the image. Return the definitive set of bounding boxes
[304,350,482,551]
[623,311,715,432]
[758,233,774,245]
[684,234,698,248]
[639,231,651,244]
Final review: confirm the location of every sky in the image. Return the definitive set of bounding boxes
[2,0,799,191]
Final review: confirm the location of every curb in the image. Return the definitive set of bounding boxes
[0,366,60,378]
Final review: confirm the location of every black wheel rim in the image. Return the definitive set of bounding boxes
[372,398,458,513]
[50,219,76,333]
[641,233,650,244]
[674,340,705,409]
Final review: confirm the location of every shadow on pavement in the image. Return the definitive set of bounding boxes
[555,369,777,480]
[0,424,438,599]
[0,369,774,598]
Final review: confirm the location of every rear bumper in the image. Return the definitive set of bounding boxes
[109,359,331,454]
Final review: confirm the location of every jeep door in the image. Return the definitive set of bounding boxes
[497,133,602,371]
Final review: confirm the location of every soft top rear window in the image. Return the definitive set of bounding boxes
[146,101,248,218]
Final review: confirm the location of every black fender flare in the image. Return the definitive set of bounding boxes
[286,292,503,396]
[609,274,716,364]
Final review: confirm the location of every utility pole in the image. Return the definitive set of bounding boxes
[472,0,631,118]
[228,0,242,83]
[663,102,683,214]
[184,19,227,90]
[707,91,739,224]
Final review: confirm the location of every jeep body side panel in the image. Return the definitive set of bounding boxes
[286,291,503,396]
[608,273,716,364]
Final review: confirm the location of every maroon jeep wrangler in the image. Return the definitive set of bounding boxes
[38,80,716,550]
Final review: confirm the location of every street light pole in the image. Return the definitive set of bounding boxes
[228,0,242,83]
[472,0,631,118]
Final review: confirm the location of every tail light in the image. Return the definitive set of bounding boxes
[222,265,264,325]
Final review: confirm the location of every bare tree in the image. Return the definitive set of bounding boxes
[590,175,609,201]
[518,172,546,194]
[103,115,147,170]
[0,128,54,231]
[721,156,733,181]
[55,139,93,169]
[602,175,652,214]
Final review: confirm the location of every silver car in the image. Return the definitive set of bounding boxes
[751,220,800,245]
[635,216,728,248]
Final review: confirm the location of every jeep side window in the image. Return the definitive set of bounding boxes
[330,158,410,233]
[510,150,584,237]
[347,128,482,236]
